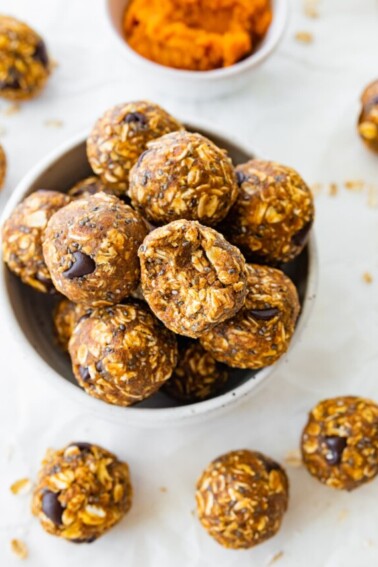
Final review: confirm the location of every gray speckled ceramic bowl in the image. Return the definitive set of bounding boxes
[0,121,318,427]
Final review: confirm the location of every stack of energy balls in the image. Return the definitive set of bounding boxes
[1,100,314,409]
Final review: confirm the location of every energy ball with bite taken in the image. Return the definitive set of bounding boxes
[163,340,229,404]
[68,176,115,199]
[223,160,314,264]
[53,298,92,352]
[358,80,378,153]
[2,190,71,292]
[139,220,247,338]
[200,264,300,369]
[87,101,183,194]
[0,143,6,188]
[196,450,289,549]
[43,193,148,307]
[129,131,238,226]
[32,442,132,542]
[301,396,378,491]
[0,15,50,100]
[68,301,178,406]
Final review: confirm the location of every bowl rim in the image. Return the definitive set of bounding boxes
[0,122,318,426]
[104,0,289,81]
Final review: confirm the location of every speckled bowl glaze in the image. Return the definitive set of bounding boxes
[0,121,317,427]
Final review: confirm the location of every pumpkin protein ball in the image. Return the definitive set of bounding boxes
[68,176,115,199]
[200,264,300,369]
[129,131,238,226]
[2,190,71,293]
[358,79,378,153]
[0,143,6,189]
[68,301,178,406]
[196,449,289,549]
[139,220,248,338]
[162,340,229,403]
[301,396,378,491]
[87,101,183,194]
[32,442,132,542]
[223,159,315,264]
[124,0,272,71]
[0,15,50,100]
[43,192,148,307]
[53,298,92,352]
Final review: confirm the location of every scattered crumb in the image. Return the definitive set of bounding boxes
[362,272,373,284]
[190,509,195,516]
[304,5,319,18]
[363,539,375,548]
[310,183,323,196]
[337,509,349,522]
[159,486,167,493]
[3,103,21,116]
[266,551,284,565]
[344,180,364,191]
[328,183,338,197]
[284,449,302,468]
[10,539,28,560]
[294,31,314,44]
[50,58,59,71]
[44,119,63,128]
[367,184,378,208]
[0,125,6,137]
[10,478,32,496]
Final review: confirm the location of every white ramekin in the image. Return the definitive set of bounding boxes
[0,121,317,427]
[104,0,288,100]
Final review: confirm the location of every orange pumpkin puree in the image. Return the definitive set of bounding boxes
[123,0,272,71]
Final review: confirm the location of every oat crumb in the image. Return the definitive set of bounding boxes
[328,183,338,197]
[367,185,378,208]
[337,509,349,522]
[310,182,323,196]
[10,478,32,496]
[159,486,167,493]
[3,103,21,116]
[267,551,284,565]
[10,539,28,560]
[362,272,373,284]
[295,31,314,44]
[50,58,59,71]
[284,449,302,468]
[344,180,364,191]
[44,119,63,128]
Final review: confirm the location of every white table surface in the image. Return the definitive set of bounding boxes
[1,0,378,565]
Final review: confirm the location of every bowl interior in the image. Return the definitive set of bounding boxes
[4,125,310,410]
[107,0,285,78]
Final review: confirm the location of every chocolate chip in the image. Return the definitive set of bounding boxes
[63,251,96,279]
[124,112,147,127]
[33,40,49,67]
[79,366,91,382]
[324,436,347,465]
[236,170,247,186]
[69,442,92,452]
[0,68,21,90]
[42,490,64,525]
[292,220,313,248]
[250,307,279,321]
[71,536,97,544]
[95,361,104,373]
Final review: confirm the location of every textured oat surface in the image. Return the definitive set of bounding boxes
[68,301,177,406]
[139,220,248,338]
[129,131,238,226]
[2,189,71,292]
[223,159,315,263]
[32,442,132,542]
[53,298,93,352]
[163,340,229,403]
[358,80,378,153]
[196,449,289,549]
[87,101,182,194]
[68,176,115,199]
[0,143,6,189]
[43,192,148,307]
[200,264,300,369]
[301,396,378,491]
[0,15,50,100]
